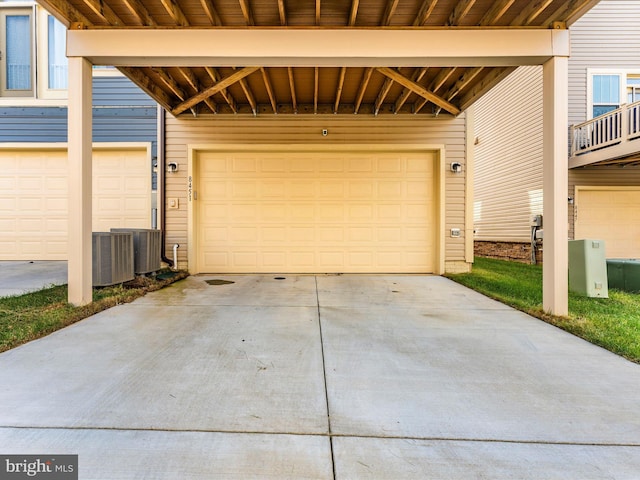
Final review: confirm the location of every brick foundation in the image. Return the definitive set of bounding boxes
[474,240,543,264]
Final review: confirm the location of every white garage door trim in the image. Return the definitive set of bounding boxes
[0,142,153,260]
[187,144,445,275]
[575,185,640,259]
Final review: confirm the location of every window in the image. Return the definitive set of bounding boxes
[47,15,67,89]
[628,77,640,104]
[592,74,620,117]
[0,8,33,96]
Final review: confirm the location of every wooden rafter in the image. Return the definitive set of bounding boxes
[287,67,298,114]
[314,67,319,114]
[447,0,475,26]
[316,0,321,25]
[429,67,457,94]
[173,66,259,115]
[205,67,238,113]
[277,0,287,25]
[177,67,217,114]
[120,67,174,112]
[394,67,428,113]
[152,68,187,101]
[479,0,515,26]
[354,67,374,114]
[377,67,460,116]
[374,77,394,115]
[433,67,483,115]
[348,0,359,26]
[79,0,123,25]
[413,0,439,26]
[36,0,91,27]
[239,0,255,26]
[334,67,347,114]
[260,68,277,114]
[543,0,596,27]
[120,0,157,26]
[510,0,553,25]
[232,67,258,115]
[199,0,223,26]
[159,0,189,26]
[381,0,400,26]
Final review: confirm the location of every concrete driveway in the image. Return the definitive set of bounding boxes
[0,261,67,297]
[0,275,639,479]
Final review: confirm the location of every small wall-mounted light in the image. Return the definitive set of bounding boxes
[450,162,462,173]
[568,197,574,204]
[167,162,179,173]
[322,129,328,137]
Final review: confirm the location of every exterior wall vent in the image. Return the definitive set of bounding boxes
[111,228,162,274]
[92,232,135,287]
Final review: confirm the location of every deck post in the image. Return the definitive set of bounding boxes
[68,57,93,306]
[543,55,569,316]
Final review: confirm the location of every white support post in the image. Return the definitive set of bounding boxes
[543,56,569,316]
[68,57,93,306]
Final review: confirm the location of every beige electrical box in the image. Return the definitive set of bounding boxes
[568,239,609,298]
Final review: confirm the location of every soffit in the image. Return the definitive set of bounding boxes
[38,0,600,116]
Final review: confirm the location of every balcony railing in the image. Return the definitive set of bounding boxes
[571,100,640,157]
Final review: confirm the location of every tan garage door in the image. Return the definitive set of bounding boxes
[195,149,436,273]
[0,146,151,260]
[575,188,640,258]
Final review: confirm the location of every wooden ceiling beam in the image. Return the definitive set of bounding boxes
[277,0,287,25]
[36,0,91,27]
[433,67,483,115]
[260,68,277,114]
[429,67,457,94]
[377,67,460,116]
[543,0,598,27]
[232,66,258,116]
[120,0,157,26]
[314,67,319,114]
[479,0,516,26]
[354,67,374,114]
[159,0,190,26]
[510,0,553,25]
[334,67,347,114]
[348,0,359,26]
[200,0,223,26]
[395,67,428,113]
[79,0,123,25]
[381,0,400,26]
[238,0,255,26]
[205,67,238,113]
[173,66,259,115]
[177,67,216,114]
[374,77,394,116]
[413,0,439,26]
[288,67,298,114]
[316,0,321,25]
[447,0,476,26]
[120,67,174,113]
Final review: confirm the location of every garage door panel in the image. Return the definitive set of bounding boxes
[576,188,640,259]
[196,150,436,273]
[1,148,150,260]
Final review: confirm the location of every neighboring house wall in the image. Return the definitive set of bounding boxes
[473,0,640,262]
[164,114,470,273]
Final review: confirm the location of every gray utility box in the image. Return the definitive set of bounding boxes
[111,228,162,274]
[93,232,135,287]
[607,259,640,293]
[568,239,609,298]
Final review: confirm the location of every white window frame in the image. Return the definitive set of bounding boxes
[36,7,66,100]
[587,68,640,120]
[0,4,35,98]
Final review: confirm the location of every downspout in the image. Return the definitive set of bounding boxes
[158,105,174,267]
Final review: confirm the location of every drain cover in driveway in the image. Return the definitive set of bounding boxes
[205,279,235,286]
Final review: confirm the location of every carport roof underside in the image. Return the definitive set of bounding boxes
[42,0,598,117]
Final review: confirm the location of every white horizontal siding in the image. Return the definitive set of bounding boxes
[473,66,543,242]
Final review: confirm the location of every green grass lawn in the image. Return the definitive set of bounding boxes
[0,271,188,353]
[447,257,640,364]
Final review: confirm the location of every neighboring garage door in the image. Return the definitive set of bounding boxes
[575,187,640,258]
[195,149,436,273]
[0,146,151,260]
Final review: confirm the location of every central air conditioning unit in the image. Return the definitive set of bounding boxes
[93,232,135,287]
[111,228,162,274]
